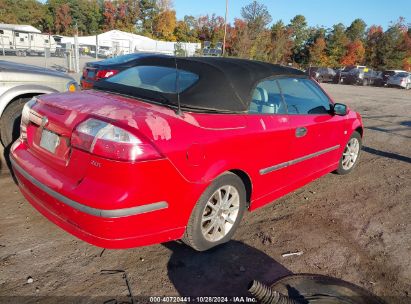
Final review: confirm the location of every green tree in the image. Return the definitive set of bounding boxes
[174,15,199,42]
[269,20,293,64]
[288,15,309,64]
[327,23,349,67]
[0,0,47,31]
[377,21,407,69]
[137,0,160,37]
[346,18,367,41]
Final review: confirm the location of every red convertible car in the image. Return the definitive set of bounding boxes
[11,56,363,251]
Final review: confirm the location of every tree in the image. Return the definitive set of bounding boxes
[157,0,173,12]
[196,14,225,45]
[327,23,349,67]
[0,0,47,31]
[365,25,384,68]
[309,37,328,66]
[346,18,367,41]
[377,20,407,69]
[154,9,177,41]
[102,1,116,31]
[340,40,365,65]
[137,0,160,37]
[269,20,293,64]
[54,3,72,35]
[174,15,199,42]
[228,18,253,58]
[241,1,272,40]
[288,15,309,64]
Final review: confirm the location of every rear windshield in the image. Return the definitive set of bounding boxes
[396,72,409,77]
[105,65,199,94]
[99,54,142,65]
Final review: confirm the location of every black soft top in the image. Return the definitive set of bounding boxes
[95,55,305,112]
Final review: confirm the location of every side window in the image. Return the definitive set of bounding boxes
[249,79,286,114]
[277,78,331,115]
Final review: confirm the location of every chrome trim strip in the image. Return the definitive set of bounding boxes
[260,145,340,175]
[11,159,168,218]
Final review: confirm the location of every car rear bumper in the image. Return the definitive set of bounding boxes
[10,140,200,249]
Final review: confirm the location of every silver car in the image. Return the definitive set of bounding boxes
[0,60,78,147]
[387,72,411,90]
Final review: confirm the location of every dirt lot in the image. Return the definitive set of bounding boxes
[0,83,410,303]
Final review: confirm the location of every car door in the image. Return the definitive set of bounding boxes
[246,78,294,200]
[277,77,346,185]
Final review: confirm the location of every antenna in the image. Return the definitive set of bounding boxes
[174,55,183,116]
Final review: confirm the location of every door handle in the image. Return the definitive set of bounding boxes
[295,127,308,138]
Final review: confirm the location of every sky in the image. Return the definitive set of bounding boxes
[173,0,411,30]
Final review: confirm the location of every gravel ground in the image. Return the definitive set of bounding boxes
[0,83,410,303]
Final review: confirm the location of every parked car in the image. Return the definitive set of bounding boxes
[306,67,336,83]
[0,60,78,147]
[333,65,366,84]
[387,72,411,89]
[344,68,379,86]
[81,52,168,89]
[97,48,114,59]
[10,56,363,251]
[374,70,407,87]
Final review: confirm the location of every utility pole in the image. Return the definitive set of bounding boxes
[222,0,228,56]
[74,22,80,73]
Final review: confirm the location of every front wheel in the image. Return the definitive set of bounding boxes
[0,98,30,147]
[182,172,247,251]
[335,131,362,175]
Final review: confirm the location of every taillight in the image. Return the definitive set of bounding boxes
[71,118,162,162]
[95,69,119,80]
[20,98,37,140]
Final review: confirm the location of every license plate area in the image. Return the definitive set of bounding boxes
[87,69,96,79]
[40,129,60,154]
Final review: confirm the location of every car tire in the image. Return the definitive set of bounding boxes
[182,172,247,251]
[0,98,30,147]
[335,131,362,175]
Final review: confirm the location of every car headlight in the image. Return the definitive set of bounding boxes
[67,81,78,92]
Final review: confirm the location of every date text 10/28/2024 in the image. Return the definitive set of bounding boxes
[149,296,257,303]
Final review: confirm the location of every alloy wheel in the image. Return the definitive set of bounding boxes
[201,185,240,242]
[342,137,360,170]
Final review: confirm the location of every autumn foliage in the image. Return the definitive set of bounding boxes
[340,40,365,65]
[0,0,410,70]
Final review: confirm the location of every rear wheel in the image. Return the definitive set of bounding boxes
[335,131,362,175]
[182,172,246,251]
[0,98,30,147]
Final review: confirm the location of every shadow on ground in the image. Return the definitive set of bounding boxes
[363,146,411,164]
[165,240,291,297]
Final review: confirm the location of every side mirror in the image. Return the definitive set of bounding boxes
[333,103,348,116]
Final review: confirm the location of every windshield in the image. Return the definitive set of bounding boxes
[396,72,409,77]
[103,65,199,94]
[100,53,143,65]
